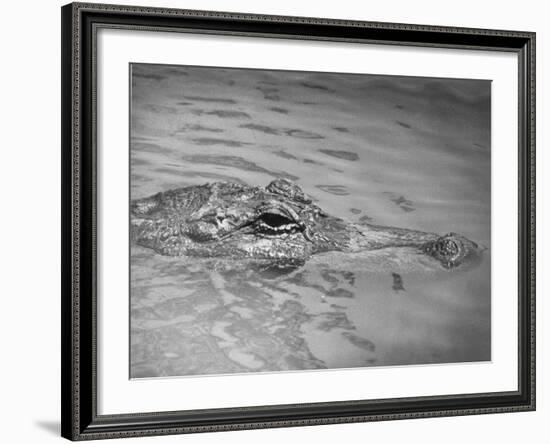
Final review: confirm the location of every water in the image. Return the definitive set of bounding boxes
[129,63,491,378]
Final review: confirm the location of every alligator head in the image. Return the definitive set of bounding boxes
[130,179,484,269]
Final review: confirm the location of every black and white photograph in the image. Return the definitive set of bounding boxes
[129,63,491,379]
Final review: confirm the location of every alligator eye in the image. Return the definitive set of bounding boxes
[257,212,299,234]
[260,213,293,227]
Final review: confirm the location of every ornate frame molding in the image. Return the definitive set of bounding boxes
[61,2,535,440]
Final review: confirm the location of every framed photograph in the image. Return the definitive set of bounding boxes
[61,2,536,440]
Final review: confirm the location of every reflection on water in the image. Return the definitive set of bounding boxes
[130,63,491,378]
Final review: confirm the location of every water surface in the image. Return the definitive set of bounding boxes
[130,64,491,378]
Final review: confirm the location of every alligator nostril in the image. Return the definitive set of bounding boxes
[443,240,459,255]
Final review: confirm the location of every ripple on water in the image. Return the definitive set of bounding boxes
[190,109,252,119]
[319,149,359,161]
[239,123,324,139]
[133,72,167,81]
[181,95,237,104]
[191,137,251,147]
[342,332,376,352]
[383,191,416,212]
[228,350,265,369]
[316,185,350,196]
[181,154,299,181]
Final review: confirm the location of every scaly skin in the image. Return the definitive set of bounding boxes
[130,179,483,269]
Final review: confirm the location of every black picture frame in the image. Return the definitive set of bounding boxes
[61,2,536,440]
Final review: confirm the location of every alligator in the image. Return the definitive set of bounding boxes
[130,178,484,269]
